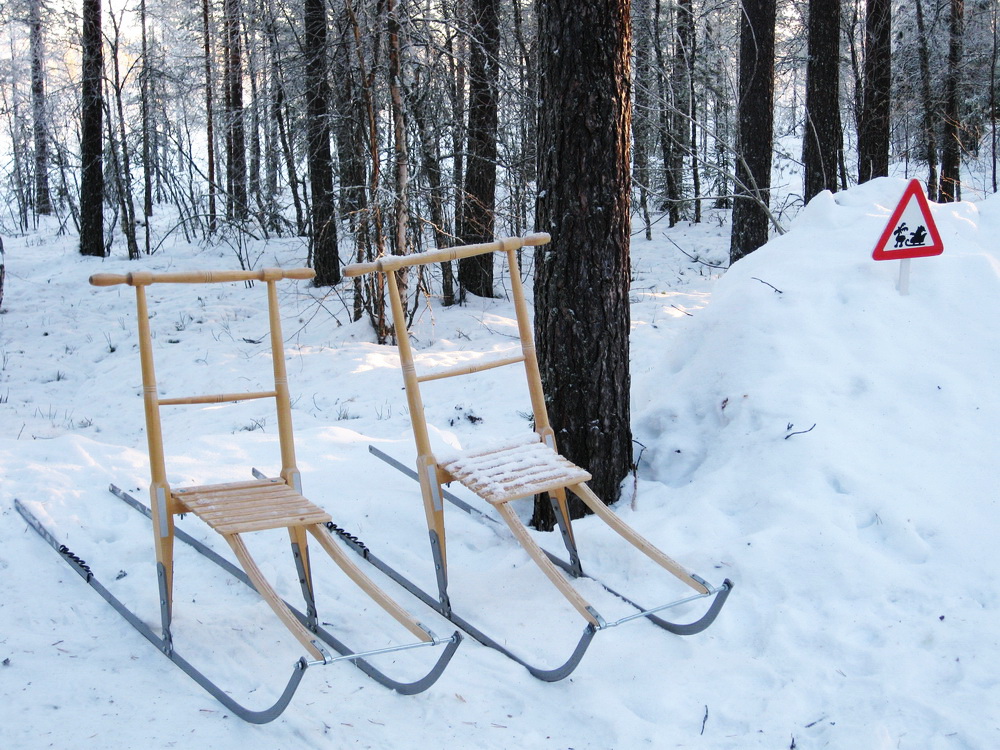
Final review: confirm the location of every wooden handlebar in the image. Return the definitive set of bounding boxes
[89,267,316,287]
[341,233,551,277]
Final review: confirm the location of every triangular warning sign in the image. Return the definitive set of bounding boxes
[872,179,944,260]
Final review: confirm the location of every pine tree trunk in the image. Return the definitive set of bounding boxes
[803,0,841,202]
[108,17,140,260]
[534,0,632,522]
[387,0,409,268]
[30,0,51,216]
[632,0,653,239]
[203,0,217,234]
[79,0,105,257]
[939,0,964,202]
[915,0,939,202]
[653,0,679,225]
[139,0,152,254]
[442,0,466,307]
[305,0,340,284]
[672,0,693,219]
[858,0,891,183]
[457,0,500,298]
[992,3,998,193]
[224,0,248,220]
[730,0,775,264]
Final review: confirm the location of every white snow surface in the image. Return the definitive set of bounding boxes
[1,177,998,748]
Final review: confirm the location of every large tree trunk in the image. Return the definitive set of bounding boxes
[534,0,632,523]
[858,0,891,183]
[803,0,841,202]
[457,0,500,299]
[730,0,775,264]
[305,0,340,284]
[939,0,964,203]
[79,0,105,257]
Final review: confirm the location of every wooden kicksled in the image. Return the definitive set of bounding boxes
[67,267,460,721]
[342,234,732,680]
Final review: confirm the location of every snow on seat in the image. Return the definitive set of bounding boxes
[438,432,592,505]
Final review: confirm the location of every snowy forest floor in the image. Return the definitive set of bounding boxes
[1,175,999,748]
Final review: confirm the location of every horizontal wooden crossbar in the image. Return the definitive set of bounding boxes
[416,355,525,383]
[342,233,550,277]
[158,390,277,406]
[89,267,315,287]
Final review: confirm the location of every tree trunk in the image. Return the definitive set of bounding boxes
[730,0,775,264]
[139,0,152,254]
[387,0,409,267]
[534,0,633,523]
[108,13,140,260]
[673,0,693,219]
[266,14,305,235]
[803,0,841,202]
[79,0,105,257]
[30,0,52,216]
[223,0,248,220]
[688,18,701,224]
[305,0,340,284]
[858,0,891,183]
[653,0,680,225]
[939,0,964,203]
[915,0,939,202]
[445,0,467,307]
[407,82,451,264]
[632,0,653,239]
[457,0,500,298]
[992,1,998,194]
[203,0,218,233]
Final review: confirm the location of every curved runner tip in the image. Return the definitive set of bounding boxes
[645,579,733,636]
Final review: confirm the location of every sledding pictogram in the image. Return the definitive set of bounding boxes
[872,179,944,260]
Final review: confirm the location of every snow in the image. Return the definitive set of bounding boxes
[439,432,591,504]
[2,176,998,747]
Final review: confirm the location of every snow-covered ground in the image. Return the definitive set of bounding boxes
[2,177,998,748]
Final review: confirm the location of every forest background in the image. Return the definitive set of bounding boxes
[0,0,997,503]
[3,0,996,266]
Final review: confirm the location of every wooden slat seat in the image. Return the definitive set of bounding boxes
[175,479,331,535]
[439,433,591,505]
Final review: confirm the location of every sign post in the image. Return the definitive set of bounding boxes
[871,179,944,295]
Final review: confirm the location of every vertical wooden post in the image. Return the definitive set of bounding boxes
[134,283,175,626]
[385,269,447,573]
[505,247,550,433]
[506,247,576,540]
[266,277,300,491]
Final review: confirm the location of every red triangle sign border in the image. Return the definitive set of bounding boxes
[872,179,945,260]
